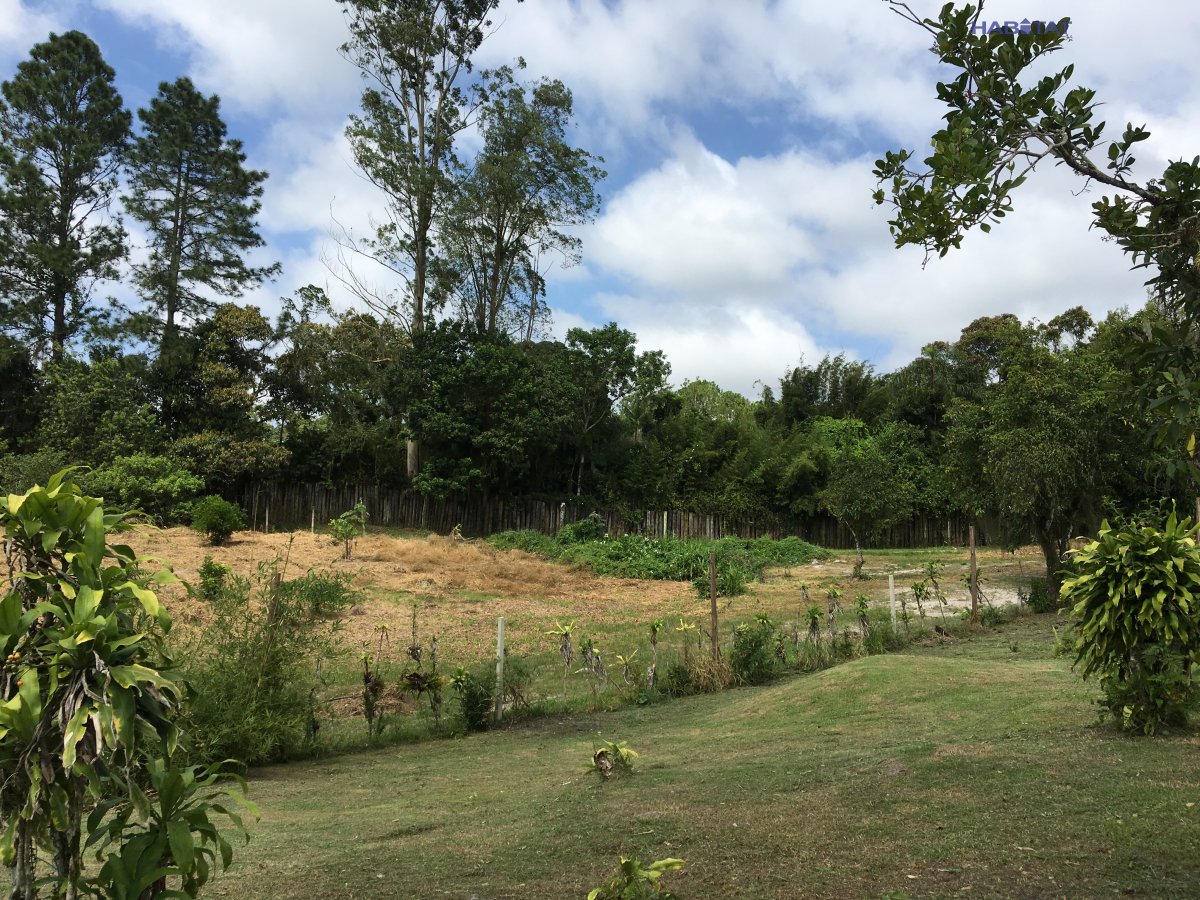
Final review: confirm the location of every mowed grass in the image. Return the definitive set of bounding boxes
[209,616,1200,899]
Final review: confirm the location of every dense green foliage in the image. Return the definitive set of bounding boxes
[0,473,248,898]
[488,530,826,596]
[1063,512,1200,733]
[730,615,785,685]
[180,565,356,765]
[877,1,1200,733]
[189,495,245,545]
[79,452,204,522]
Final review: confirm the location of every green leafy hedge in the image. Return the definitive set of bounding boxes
[488,529,826,597]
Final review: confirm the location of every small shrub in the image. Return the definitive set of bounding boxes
[587,857,684,900]
[190,494,245,545]
[489,528,558,556]
[730,615,782,685]
[557,511,607,544]
[179,564,357,765]
[1063,512,1200,734]
[451,664,496,732]
[196,555,231,602]
[279,568,356,618]
[980,605,1012,627]
[449,654,530,732]
[1026,576,1054,613]
[691,560,748,599]
[662,659,694,697]
[329,501,369,559]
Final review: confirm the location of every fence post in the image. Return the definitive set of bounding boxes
[311,508,315,533]
[888,574,897,634]
[708,552,719,662]
[494,617,505,725]
[265,504,270,534]
[969,525,979,625]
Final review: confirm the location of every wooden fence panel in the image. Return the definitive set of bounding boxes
[240,483,980,550]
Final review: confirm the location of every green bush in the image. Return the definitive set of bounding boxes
[980,605,1013,627]
[1063,512,1200,734]
[79,452,203,522]
[448,653,532,732]
[196,555,231,602]
[280,569,357,618]
[557,512,608,544]
[0,448,70,493]
[488,529,558,556]
[190,494,246,545]
[180,565,357,765]
[488,531,826,587]
[451,664,496,732]
[661,660,695,697]
[730,615,783,684]
[1026,577,1054,613]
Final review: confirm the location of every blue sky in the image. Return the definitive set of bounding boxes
[3,0,1198,395]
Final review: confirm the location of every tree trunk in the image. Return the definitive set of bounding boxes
[851,530,865,578]
[406,438,420,480]
[1035,527,1065,603]
[10,823,37,900]
[51,795,83,900]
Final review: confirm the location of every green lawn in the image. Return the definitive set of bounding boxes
[210,616,1200,899]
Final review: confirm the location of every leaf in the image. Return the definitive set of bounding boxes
[167,819,195,871]
[129,779,151,824]
[83,506,106,563]
[75,584,102,621]
[116,581,161,618]
[110,685,135,747]
[62,703,92,769]
[49,783,71,832]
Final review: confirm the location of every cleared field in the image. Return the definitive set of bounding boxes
[133,526,1054,745]
[203,616,1200,899]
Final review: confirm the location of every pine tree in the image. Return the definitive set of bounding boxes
[0,31,130,362]
[124,76,278,349]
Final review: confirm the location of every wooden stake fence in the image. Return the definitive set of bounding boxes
[239,483,980,550]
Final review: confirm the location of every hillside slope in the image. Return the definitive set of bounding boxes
[210,618,1200,899]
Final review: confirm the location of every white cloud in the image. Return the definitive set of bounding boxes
[587,296,824,397]
[93,0,356,117]
[583,130,1150,385]
[0,0,62,59]
[590,137,821,301]
[477,0,944,150]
